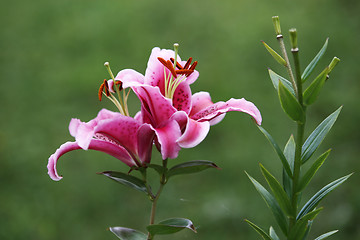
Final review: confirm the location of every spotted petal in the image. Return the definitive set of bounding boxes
[47,140,135,181]
[191,98,262,125]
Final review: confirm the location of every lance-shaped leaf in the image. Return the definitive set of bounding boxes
[260,164,293,216]
[303,67,329,106]
[147,164,166,175]
[245,219,272,240]
[302,38,329,82]
[301,107,342,163]
[269,226,280,240]
[268,69,295,95]
[109,227,147,240]
[278,81,305,123]
[289,208,323,240]
[262,41,287,66]
[246,172,288,235]
[298,149,331,192]
[167,160,219,178]
[257,125,293,178]
[297,174,352,220]
[314,230,338,240]
[98,171,147,194]
[146,218,197,236]
[283,135,295,197]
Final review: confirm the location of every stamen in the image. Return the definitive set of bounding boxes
[170,58,183,69]
[189,61,198,71]
[98,82,105,101]
[166,60,178,78]
[157,57,168,67]
[183,57,193,69]
[115,80,123,91]
[175,69,194,75]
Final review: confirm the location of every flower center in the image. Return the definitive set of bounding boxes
[157,56,197,100]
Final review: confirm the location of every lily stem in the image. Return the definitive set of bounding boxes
[288,42,306,233]
[147,159,168,240]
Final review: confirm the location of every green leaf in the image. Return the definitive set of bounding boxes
[289,208,323,240]
[260,164,293,216]
[302,38,329,82]
[167,160,219,178]
[303,67,329,105]
[246,172,288,235]
[109,227,147,240]
[146,218,196,236]
[245,219,272,240]
[268,69,295,95]
[297,174,352,220]
[298,149,331,192]
[301,107,342,163]
[269,226,280,240]
[283,135,295,197]
[98,171,147,194]
[147,164,165,175]
[278,81,305,123]
[262,41,287,66]
[257,125,293,178]
[314,230,338,240]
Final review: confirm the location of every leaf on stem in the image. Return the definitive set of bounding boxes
[302,38,329,82]
[245,219,272,240]
[288,208,323,240]
[146,218,197,236]
[301,107,342,164]
[257,125,293,178]
[298,149,331,192]
[246,172,288,235]
[166,160,219,178]
[303,67,329,106]
[109,227,147,240]
[262,41,287,66]
[98,171,148,194]
[246,172,289,235]
[314,230,339,240]
[283,135,295,197]
[260,164,293,216]
[268,69,295,95]
[278,81,305,123]
[147,164,166,175]
[297,174,352,220]
[269,226,280,240]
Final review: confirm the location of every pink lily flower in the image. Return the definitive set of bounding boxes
[114,47,262,160]
[47,109,155,181]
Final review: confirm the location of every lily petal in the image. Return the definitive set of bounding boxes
[137,123,155,164]
[191,98,262,125]
[177,118,210,148]
[47,139,135,181]
[153,120,182,159]
[115,69,145,89]
[172,81,192,114]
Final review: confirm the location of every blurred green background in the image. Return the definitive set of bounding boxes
[1,0,359,239]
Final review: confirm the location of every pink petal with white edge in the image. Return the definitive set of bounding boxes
[94,115,142,157]
[137,123,155,164]
[134,85,177,127]
[47,139,136,181]
[172,81,192,114]
[115,69,145,89]
[177,118,210,148]
[153,120,182,159]
[68,109,121,150]
[191,98,262,125]
[189,91,214,117]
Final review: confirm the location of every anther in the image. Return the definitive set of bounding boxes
[175,69,194,75]
[170,58,183,69]
[183,57,193,69]
[166,60,178,78]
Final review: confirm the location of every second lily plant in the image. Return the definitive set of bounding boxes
[245,17,351,240]
[47,44,262,239]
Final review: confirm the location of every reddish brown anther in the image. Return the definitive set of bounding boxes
[183,57,193,69]
[170,57,183,70]
[175,69,194,75]
[98,79,110,101]
[115,80,123,91]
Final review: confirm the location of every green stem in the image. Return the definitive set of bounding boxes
[288,44,306,233]
[147,159,168,240]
